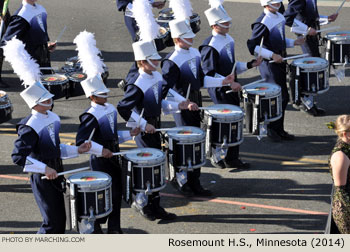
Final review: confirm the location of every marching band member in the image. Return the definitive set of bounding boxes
[200,0,261,169]
[74,31,140,234]
[284,0,338,116]
[1,0,56,72]
[247,0,304,142]
[162,0,236,196]
[117,0,197,222]
[0,0,11,88]
[4,37,103,234]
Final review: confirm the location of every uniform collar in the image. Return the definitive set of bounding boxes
[212,30,227,39]
[264,8,279,18]
[31,109,49,119]
[91,101,107,110]
[139,68,155,79]
[22,1,37,8]
[175,45,191,54]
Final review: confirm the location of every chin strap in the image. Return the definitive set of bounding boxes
[268,3,281,11]
[180,37,193,46]
[146,58,159,69]
[216,22,232,29]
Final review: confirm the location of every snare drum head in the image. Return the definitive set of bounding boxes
[166,126,205,142]
[41,74,68,85]
[325,31,350,41]
[291,57,328,70]
[67,72,87,81]
[67,171,111,188]
[243,82,281,98]
[158,8,174,19]
[0,91,9,104]
[124,148,165,165]
[205,104,244,121]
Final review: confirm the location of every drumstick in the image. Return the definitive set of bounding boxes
[137,108,144,128]
[336,0,347,14]
[87,128,95,143]
[185,84,191,100]
[269,53,309,63]
[39,67,59,71]
[112,150,140,156]
[41,167,90,180]
[155,128,180,132]
[230,62,237,75]
[226,78,266,94]
[55,25,67,43]
[316,26,341,34]
[258,37,264,58]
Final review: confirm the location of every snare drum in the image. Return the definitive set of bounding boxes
[242,83,282,135]
[203,104,244,155]
[121,148,166,204]
[325,31,350,66]
[0,91,13,124]
[40,74,69,100]
[166,126,206,172]
[289,57,329,101]
[67,171,112,228]
[66,72,87,98]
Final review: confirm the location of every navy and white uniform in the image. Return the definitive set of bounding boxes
[117,68,180,214]
[1,1,51,68]
[76,102,132,233]
[247,9,295,134]
[284,0,328,57]
[200,30,249,163]
[11,110,84,234]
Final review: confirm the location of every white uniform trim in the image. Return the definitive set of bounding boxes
[23,156,46,174]
[168,46,201,70]
[18,2,47,26]
[26,110,59,135]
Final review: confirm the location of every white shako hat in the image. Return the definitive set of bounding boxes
[204,4,232,26]
[260,0,283,6]
[81,75,110,98]
[20,82,54,109]
[132,40,161,61]
[169,19,196,39]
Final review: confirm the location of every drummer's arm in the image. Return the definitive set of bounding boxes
[248,24,273,60]
[283,0,305,28]
[161,59,181,97]
[1,16,30,47]
[12,125,47,174]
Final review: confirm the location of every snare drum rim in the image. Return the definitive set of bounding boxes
[325,31,350,42]
[242,82,281,98]
[66,71,87,82]
[67,171,112,191]
[166,126,206,142]
[204,104,245,121]
[41,74,69,85]
[291,57,329,72]
[124,148,166,165]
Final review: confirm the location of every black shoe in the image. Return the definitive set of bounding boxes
[153,206,177,220]
[131,202,156,221]
[267,129,282,142]
[92,224,104,234]
[313,105,326,116]
[107,229,123,234]
[191,186,212,197]
[278,130,295,141]
[171,181,194,197]
[117,79,126,89]
[0,79,9,88]
[210,157,226,169]
[225,159,250,169]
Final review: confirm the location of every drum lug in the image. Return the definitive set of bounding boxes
[145,181,152,196]
[88,207,96,222]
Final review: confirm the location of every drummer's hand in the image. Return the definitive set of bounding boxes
[178,100,190,110]
[271,53,283,63]
[230,82,242,92]
[145,123,156,134]
[78,142,91,154]
[48,42,57,52]
[45,166,58,180]
[187,101,199,111]
[152,1,165,9]
[222,74,235,85]
[130,127,141,136]
[294,36,305,46]
[307,27,317,36]
[328,13,338,22]
[102,148,113,158]
[253,56,263,67]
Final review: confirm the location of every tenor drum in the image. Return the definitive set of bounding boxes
[289,57,329,100]
[242,83,282,135]
[0,91,13,124]
[66,72,87,98]
[67,171,112,224]
[166,126,206,171]
[121,148,166,203]
[40,74,69,100]
[325,31,350,66]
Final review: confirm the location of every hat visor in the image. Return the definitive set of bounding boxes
[218,16,232,24]
[38,92,54,103]
[181,30,196,39]
[93,88,110,96]
[269,0,283,3]
[147,52,162,60]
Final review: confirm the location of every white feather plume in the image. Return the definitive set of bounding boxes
[169,0,193,20]
[133,0,160,41]
[209,0,224,8]
[2,36,41,86]
[73,30,105,79]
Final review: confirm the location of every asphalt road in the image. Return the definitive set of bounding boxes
[0,0,349,234]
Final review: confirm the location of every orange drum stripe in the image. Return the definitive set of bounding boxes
[0,175,30,181]
[160,193,328,216]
